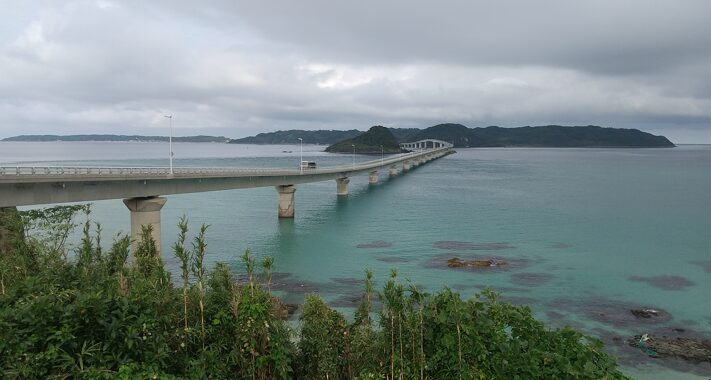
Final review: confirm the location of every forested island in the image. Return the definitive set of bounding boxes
[2,124,674,148]
[325,126,404,153]
[409,124,674,148]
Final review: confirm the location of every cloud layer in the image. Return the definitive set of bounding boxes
[1,1,710,142]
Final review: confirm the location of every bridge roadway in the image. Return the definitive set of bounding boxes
[0,145,454,251]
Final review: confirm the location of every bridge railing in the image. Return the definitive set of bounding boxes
[0,147,451,178]
[0,166,296,176]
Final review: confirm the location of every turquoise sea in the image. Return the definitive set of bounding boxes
[2,141,710,379]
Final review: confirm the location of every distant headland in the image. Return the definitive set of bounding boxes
[2,124,674,148]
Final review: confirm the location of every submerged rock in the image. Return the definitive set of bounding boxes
[426,253,530,271]
[447,257,508,268]
[510,272,554,286]
[629,275,695,291]
[627,334,711,363]
[376,256,410,263]
[631,308,665,319]
[546,297,672,328]
[690,260,711,273]
[356,240,393,249]
[434,241,515,251]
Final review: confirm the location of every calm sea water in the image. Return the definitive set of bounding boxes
[2,141,710,379]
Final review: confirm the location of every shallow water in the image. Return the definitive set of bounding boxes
[2,141,710,378]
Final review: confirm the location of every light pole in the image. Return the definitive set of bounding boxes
[298,137,303,174]
[380,145,384,168]
[351,144,355,169]
[164,115,173,174]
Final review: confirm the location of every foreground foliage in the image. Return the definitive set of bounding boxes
[0,206,629,379]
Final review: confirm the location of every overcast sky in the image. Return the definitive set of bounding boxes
[1,1,710,142]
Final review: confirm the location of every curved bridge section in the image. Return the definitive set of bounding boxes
[0,146,454,251]
[400,139,453,151]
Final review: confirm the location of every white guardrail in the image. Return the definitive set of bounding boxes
[0,166,288,176]
[0,149,447,178]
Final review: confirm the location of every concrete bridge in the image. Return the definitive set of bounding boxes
[0,144,454,251]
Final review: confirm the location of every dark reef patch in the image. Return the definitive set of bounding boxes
[691,260,711,273]
[433,241,515,251]
[629,275,695,291]
[627,333,711,362]
[375,256,411,263]
[510,272,554,287]
[546,297,673,329]
[357,240,393,249]
[330,277,364,287]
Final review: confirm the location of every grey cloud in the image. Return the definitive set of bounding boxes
[0,1,710,142]
[175,0,711,75]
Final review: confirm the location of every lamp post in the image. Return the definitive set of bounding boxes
[164,115,173,174]
[298,137,303,174]
[351,144,355,169]
[380,145,384,168]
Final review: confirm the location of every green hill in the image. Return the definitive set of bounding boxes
[408,124,675,148]
[230,128,419,145]
[229,129,361,145]
[325,126,403,153]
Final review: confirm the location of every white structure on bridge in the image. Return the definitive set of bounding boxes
[400,139,453,151]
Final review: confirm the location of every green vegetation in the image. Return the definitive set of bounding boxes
[409,124,675,148]
[0,206,629,379]
[325,126,403,154]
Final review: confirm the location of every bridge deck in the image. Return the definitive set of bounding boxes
[0,147,453,207]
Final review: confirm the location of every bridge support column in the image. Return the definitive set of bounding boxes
[389,165,398,177]
[275,185,296,218]
[336,177,350,196]
[403,160,410,171]
[123,196,167,254]
[368,171,379,184]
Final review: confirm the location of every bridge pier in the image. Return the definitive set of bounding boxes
[276,185,296,218]
[368,171,379,184]
[403,160,410,171]
[123,196,167,254]
[389,165,398,177]
[336,177,350,196]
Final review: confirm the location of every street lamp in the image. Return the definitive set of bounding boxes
[351,144,355,169]
[380,145,384,168]
[298,137,303,174]
[164,115,173,174]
